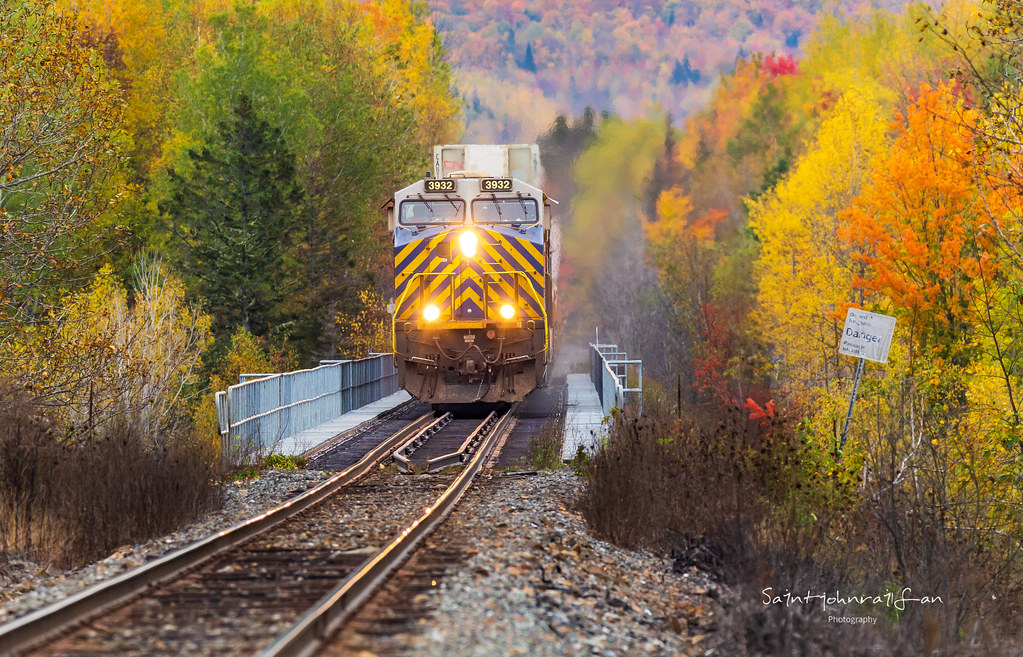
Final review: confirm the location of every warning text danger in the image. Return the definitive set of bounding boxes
[838,309,896,364]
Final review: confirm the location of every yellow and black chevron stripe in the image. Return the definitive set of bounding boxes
[394,227,545,324]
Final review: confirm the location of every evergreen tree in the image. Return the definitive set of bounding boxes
[671,58,687,84]
[520,43,536,72]
[644,113,679,221]
[161,94,304,338]
[538,107,600,226]
[671,55,700,85]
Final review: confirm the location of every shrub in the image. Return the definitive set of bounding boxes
[0,382,221,568]
[578,398,1023,654]
[578,401,820,560]
[525,417,564,470]
[230,453,308,480]
[1,258,211,443]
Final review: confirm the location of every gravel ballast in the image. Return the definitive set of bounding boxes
[402,469,723,657]
[1,467,724,656]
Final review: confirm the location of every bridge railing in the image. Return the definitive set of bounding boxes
[590,343,643,417]
[215,354,398,465]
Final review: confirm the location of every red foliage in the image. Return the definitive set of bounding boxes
[743,397,775,421]
[762,53,798,77]
[694,350,729,402]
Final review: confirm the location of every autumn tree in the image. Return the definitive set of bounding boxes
[924,3,1023,418]
[2,259,211,440]
[840,84,992,370]
[357,0,462,147]
[54,0,177,178]
[561,116,664,345]
[0,0,128,330]
[634,55,808,400]
[750,88,889,413]
[335,288,391,359]
[161,94,304,338]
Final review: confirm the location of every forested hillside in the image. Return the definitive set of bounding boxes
[0,0,459,565]
[2,0,458,384]
[430,0,911,140]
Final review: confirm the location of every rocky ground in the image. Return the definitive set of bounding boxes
[403,469,723,657]
[0,466,725,656]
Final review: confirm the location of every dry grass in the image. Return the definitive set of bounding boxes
[525,417,565,470]
[578,402,1023,655]
[0,382,221,568]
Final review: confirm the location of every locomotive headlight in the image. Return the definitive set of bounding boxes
[499,304,516,319]
[423,305,441,321]
[458,230,478,258]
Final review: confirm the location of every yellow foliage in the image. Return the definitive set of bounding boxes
[563,116,663,332]
[750,88,890,423]
[799,6,955,110]
[336,288,391,359]
[1,259,211,441]
[645,189,693,244]
[357,0,462,146]
[0,0,130,324]
[55,0,177,170]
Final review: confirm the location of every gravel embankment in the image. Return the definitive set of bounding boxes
[0,468,333,625]
[2,467,725,657]
[406,469,724,657]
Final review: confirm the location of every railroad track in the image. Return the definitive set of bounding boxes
[0,406,515,657]
[259,407,516,657]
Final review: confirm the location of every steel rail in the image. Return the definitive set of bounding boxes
[0,412,436,657]
[392,412,452,473]
[426,410,499,473]
[258,404,518,657]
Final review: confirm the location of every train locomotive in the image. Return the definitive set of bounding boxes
[385,144,554,406]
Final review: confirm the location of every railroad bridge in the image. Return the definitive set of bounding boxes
[0,343,644,656]
[213,342,642,467]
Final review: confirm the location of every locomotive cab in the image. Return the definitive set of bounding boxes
[387,173,553,405]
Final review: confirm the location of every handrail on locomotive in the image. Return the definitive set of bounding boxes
[391,269,550,359]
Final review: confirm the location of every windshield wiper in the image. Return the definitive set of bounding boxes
[415,194,434,214]
[444,194,462,220]
[486,193,503,221]
[515,193,533,223]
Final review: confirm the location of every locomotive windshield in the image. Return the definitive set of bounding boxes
[399,199,464,225]
[472,198,539,225]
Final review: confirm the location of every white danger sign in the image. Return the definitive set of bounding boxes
[839,308,896,364]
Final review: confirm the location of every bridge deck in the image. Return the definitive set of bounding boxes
[274,390,413,457]
[561,373,606,460]
[271,374,604,461]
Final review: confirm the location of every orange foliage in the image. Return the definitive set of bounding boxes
[840,83,996,359]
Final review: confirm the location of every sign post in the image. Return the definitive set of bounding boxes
[837,308,896,455]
